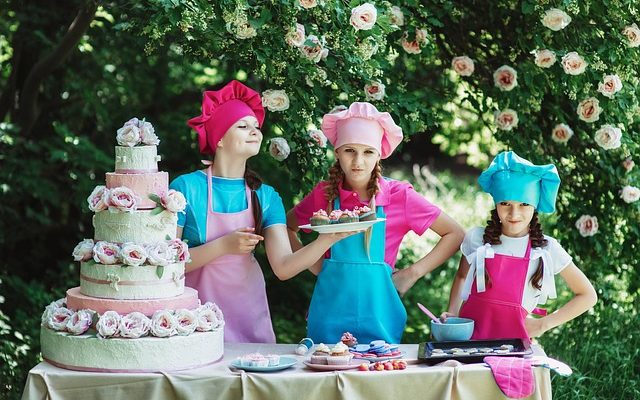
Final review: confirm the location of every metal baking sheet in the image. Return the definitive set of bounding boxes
[417,338,532,365]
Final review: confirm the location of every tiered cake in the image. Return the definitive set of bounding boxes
[40,118,224,372]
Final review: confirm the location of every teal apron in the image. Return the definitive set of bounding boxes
[307,199,407,344]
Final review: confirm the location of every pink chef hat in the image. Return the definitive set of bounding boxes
[187,80,266,154]
[321,102,403,159]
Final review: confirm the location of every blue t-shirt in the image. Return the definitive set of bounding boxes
[169,171,286,247]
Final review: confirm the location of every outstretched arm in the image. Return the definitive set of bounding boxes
[440,256,470,319]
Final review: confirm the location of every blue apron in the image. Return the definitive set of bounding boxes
[307,199,407,344]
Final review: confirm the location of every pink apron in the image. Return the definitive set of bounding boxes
[459,242,532,341]
[185,166,276,343]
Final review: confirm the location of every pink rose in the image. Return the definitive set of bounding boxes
[620,186,640,203]
[493,65,517,91]
[597,74,623,99]
[121,243,148,266]
[622,157,634,172]
[119,312,151,338]
[168,239,190,263]
[174,309,198,336]
[534,49,556,68]
[494,109,519,131]
[541,8,571,31]
[401,37,421,54]
[575,215,598,237]
[161,189,187,213]
[87,185,110,212]
[41,299,66,325]
[576,97,601,123]
[66,309,95,335]
[109,186,138,212]
[286,23,305,48]
[299,35,328,63]
[551,124,574,144]
[451,56,475,76]
[622,24,640,47]
[96,310,121,338]
[72,239,95,262]
[350,3,377,31]
[269,137,291,161]
[46,307,73,331]
[364,81,386,101]
[150,310,177,338]
[561,52,587,75]
[298,0,317,9]
[308,129,327,148]
[594,124,622,149]
[146,242,176,267]
[93,241,120,265]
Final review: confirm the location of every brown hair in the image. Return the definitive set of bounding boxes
[482,209,548,289]
[323,160,382,211]
[244,168,263,236]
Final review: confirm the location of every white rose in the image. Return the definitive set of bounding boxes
[493,65,518,91]
[235,22,257,40]
[121,243,148,266]
[46,307,73,331]
[494,109,519,131]
[139,120,160,145]
[298,0,317,9]
[622,24,640,47]
[96,311,121,338]
[150,310,178,337]
[390,6,404,26]
[196,307,221,331]
[87,185,110,212]
[119,312,151,338]
[622,157,635,172]
[594,124,622,150]
[201,302,224,323]
[551,124,574,144]
[66,309,95,335]
[401,37,421,54]
[41,298,66,325]
[269,137,291,161]
[116,124,141,147]
[299,35,328,63]
[576,97,601,123]
[93,241,120,265]
[174,309,198,336]
[597,74,623,99]
[161,189,187,213]
[286,23,305,48]
[364,81,386,101]
[541,8,571,31]
[262,89,290,112]
[308,129,327,148]
[350,3,377,31]
[109,186,138,212]
[620,186,640,203]
[534,49,556,68]
[72,239,95,262]
[575,215,598,237]
[146,242,176,267]
[561,52,587,75]
[168,238,190,263]
[451,56,475,76]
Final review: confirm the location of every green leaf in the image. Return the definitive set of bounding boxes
[148,193,162,204]
[150,206,164,215]
[165,234,171,240]
[156,266,165,279]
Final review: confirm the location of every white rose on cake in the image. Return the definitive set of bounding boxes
[121,243,148,266]
[201,302,224,324]
[622,24,640,47]
[576,97,601,123]
[620,186,640,203]
[575,215,598,237]
[494,109,519,131]
[541,8,571,31]
[93,241,121,265]
[116,124,142,147]
[72,239,95,262]
[150,310,178,337]
[597,74,623,98]
[119,312,151,338]
[161,189,187,213]
[168,239,190,263]
[146,242,176,266]
[451,56,475,76]
[493,65,518,91]
[87,185,110,212]
[139,122,159,145]
[561,52,587,75]
[551,124,574,144]
[66,309,95,335]
[594,124,622,149]
[109,187,139,212]
[269,137,291,161]
[46,307,74,331]
[41,298,66,325]
[364,81,386,101]
[534,49,556,68]
[96,311,121,338]
[196,307,221,331]
[262,89,290,112]
[350,3,377,31]
[174,309,198,336]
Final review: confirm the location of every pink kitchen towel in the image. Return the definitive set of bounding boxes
[484,356,535,399]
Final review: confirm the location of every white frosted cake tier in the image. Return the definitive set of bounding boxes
[79,262,184,300]
[93,209,177,244]
[115,146,161,173]
[41,326,224,373]
[105,171,168,209]
[66,286,199,316]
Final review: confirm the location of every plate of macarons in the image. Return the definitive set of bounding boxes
[350,341,405,362]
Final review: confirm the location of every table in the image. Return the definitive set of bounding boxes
[22,343,552,400]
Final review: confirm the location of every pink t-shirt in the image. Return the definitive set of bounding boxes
[293,178,442,269]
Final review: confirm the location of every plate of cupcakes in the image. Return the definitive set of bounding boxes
[299,207,385,234]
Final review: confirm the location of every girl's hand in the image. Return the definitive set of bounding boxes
[392,268,419,297]
[524,317,547,338]
[439,312,458,322]
[222,227,264,254]
[317,229,365,245]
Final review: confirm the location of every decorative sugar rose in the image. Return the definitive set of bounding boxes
[96,310,121,338]
[451,56,475,76]
[119,312,151,339]
[561,52,587,75]
[575,215,599,237]
[174,309,198,336]
[541,8,572,31]
[493,65,517,91]
[298,0,317,9]
[286,23,305,48]
[551,124,574,144]
[161,189,187,213]
[364,81,386,101]
[622,24,640,47]
[262,89,290,112]
[123,117,159,145]
[201,301,225,323]
[168,238,190,263]
[196,307,221,331]
[109,186,138,212]
[534,49,556,68]
[46,307,73,331]
[597,74,623,98]
[146,242,177,266]
[93,241,121,265]
[350,3,377,31]
[576,97,601,123]
[494,109,519,131]
[116,123,141,147]
[150,310,178,337]
[308,129,327,148]
[121,243,148,266]
[41,299,66,325]
[594,124,622,149]
[390,6,404,26]
[72,239,95,262]
[87,185,110,212]
[66,309,95,335]
[269,137,291,161]
[620,186,640,203]
[299,35,329,63]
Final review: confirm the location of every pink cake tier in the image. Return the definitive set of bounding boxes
[66,286,200,316]
[105,171,168,209]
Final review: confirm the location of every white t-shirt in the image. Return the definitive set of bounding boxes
[460,227,573,312]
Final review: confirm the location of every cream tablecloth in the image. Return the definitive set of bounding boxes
[22,343,552,400]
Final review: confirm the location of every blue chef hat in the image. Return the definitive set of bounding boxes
[478,151,561,213]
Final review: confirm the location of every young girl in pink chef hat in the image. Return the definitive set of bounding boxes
[287,102,465,344]
[170,80,353,343]
[441,151,597,341]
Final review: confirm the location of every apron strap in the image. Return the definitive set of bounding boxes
[461,243,495,300]
[530,247,557,303]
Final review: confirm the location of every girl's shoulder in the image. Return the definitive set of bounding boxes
[460,227,486,256]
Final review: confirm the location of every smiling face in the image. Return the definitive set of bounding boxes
[496,200,535,237]
[217,116,262,157]
[335,143,380,188]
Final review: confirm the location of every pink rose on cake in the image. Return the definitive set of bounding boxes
[196,307,222,331]
[174,309,198,335]
[150,310,178,337]
[46,307,73,331]
[72,239,95,262]
[121,243,148,266]
[96,311,121,338]
[93,241,121,265]
[119,312,151,338]
[161,189,187,213]
[66,309,95,335]
[168,239,190,263]
[201,301,225,323]
[87,185,110,212]
[41,298,66,325]
[109,186,139,212]
[146,242,176,266]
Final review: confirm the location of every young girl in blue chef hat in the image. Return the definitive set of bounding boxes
[442,151,597,341]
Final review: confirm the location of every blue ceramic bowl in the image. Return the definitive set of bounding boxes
[430,317,474,341]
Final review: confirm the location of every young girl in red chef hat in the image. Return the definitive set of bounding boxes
[287,102,465,344]
[441,151,597,341]
[171,81,353,343]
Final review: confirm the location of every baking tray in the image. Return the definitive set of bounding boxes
[417,338,532,365]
